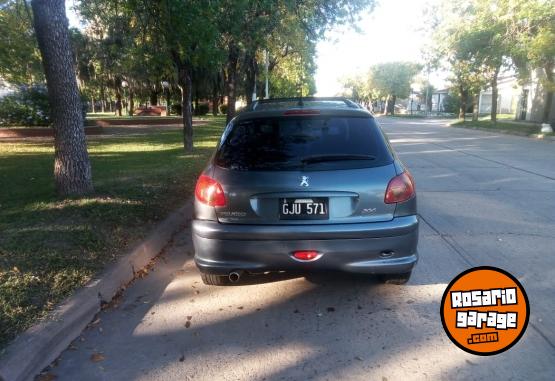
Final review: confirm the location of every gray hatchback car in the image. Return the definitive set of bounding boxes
[192,97,418,285]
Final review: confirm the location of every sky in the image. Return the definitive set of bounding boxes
[315,0,445,96]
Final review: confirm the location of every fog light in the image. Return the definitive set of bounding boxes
[293,250,320,261]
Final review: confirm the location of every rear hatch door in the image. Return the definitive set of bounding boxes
[213,114,396,225]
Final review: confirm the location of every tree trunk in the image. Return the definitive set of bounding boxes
[31,0,93,196]
[194,91,199,116]
[100,85,105,112]
[178,65,194,152]
[115,92,122,116]
[212,87,219,116]
[244,52,257,107]
[226,43,239,124]
[472,93,479,122]
[128,90,134,116]
[91,96,96,113]
[391,95,396,115]
[385,95,396,115]
[490,68,500,123]
[458,85,467,120]
[150,90,158,106]
[542,62,554,124]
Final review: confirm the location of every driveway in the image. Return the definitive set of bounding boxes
[48,117,555,380]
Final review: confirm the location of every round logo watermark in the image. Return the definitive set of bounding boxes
[440,266,529,355]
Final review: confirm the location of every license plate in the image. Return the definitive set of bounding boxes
[279,198,329,220]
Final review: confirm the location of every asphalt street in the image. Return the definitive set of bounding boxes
[49,117,555,380]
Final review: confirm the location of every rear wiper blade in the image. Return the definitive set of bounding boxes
[301,154,376,164]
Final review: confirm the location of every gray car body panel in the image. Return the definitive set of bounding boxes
[192,100,418,276]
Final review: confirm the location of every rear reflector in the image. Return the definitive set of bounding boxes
[384,171,415,204]
[283,109,321,116]
[292,250,320,261]
[195,175,226,207]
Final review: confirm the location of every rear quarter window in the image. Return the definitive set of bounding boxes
[215,116,393,171]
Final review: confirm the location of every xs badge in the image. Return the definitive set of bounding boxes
[363,208,377,214]
[300,176,310,187]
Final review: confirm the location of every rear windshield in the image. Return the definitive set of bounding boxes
[215,116,393,171]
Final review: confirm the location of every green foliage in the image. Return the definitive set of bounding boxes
[0,86,89,127]
[428,0,555,121]
[442,93,461,114]
[341,62,421,102]
[194,103,209,116]
[0,86,50,126]
[502,0,555,89]
[219,103,228,115]
[369,62,422,99]
[0,1,43,84]
[170,103,183,115]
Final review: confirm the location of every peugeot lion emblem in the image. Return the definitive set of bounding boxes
[300,176,310,187]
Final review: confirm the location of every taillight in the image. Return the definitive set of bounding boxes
[384,171,415,204]
[195,175,226,207]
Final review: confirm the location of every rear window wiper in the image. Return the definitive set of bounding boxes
[301,154,376,165]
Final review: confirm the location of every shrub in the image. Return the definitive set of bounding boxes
[194,102,209,116]
[0,86,88,127]
[0,86,51,126]
[170,103,182,115]
[219,103,228,115]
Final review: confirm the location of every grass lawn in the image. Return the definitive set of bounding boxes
[451,119,542,136]
[0,116,225,349]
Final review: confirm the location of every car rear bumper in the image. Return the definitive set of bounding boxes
[192,215,418,275]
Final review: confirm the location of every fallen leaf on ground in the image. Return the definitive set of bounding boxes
[37,373,56,381]
[90,353,105,363]
[90,318,101,326]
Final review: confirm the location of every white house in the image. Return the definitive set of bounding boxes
[478,69,555,123]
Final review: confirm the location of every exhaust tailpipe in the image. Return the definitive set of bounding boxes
[228,271,242,283]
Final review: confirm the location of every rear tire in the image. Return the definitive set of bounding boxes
[200,272,231,286]
[380,271,412,285]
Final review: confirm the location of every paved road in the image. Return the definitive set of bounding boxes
[50,118,555,380]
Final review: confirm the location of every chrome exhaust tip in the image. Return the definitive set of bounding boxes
[228,271,242,283]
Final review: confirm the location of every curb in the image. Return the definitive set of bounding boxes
[0,201,193,381]
[450,124,554,141]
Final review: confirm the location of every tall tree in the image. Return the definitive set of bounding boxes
[505,0,555,124]
[31,0,93,195]
[367,62,422,115]
[159,0,220,151]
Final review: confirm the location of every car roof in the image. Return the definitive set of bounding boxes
[234,97,373,121]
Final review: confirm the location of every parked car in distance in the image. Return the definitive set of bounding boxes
[192,97,418,285]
